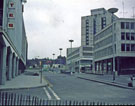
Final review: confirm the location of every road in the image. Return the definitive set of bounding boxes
[2,71,135,104]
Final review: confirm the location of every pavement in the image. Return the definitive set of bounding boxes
[0,69,48,90]
[73,72,135,90]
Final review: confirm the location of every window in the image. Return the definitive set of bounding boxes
[126,22,130,29]
[126,44,130,51]
[121,44,125,51]
[121,22,125,29]
[131,22,135,29]
[86,36,89,40]
[126,33,130,40]
[93,19,96,35]
[101,17,106,29]
[131,44,135,51]
[131,33,135,40]
[121,32,125,40]
[86,27,89,32]
[86,41,89,45]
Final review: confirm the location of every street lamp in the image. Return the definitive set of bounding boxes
[53,53,55,60]
[69,40,74,74]
[108,8,118,82]
[59,48,63,56]
[69,40,74,50]
[52,53,55,68]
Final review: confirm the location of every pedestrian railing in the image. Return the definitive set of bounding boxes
[0,91,134,105]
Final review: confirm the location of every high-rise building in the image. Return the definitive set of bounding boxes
[67,8,135,75]
[0,0,28,85]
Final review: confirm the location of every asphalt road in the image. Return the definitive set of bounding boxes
[43,71,135,104]
[2,71,135,104]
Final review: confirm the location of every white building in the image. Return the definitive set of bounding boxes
[67,8,135,75]
[0,0,28,85]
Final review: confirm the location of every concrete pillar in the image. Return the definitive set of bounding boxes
[0,47,7,85]
[16,58,19,76]
[7,52,13,80]
[12,56,16,78]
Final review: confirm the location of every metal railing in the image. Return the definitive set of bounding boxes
[0,91,134,105]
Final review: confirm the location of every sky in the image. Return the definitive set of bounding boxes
[23,0,135,59]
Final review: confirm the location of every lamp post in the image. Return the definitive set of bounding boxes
[108,8,118,82]
[69,40,74,74]
[59,48,63,69]
[52,53,55,71]
[53,53,55,60]
[59,48,63,56]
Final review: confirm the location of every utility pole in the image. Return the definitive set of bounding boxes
[108,8,118,82]
[69,40,74,74]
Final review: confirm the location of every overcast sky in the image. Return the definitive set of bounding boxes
[23,0,135,59]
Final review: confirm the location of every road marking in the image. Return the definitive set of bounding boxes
[43,87,52,100]
[48,87,61,100]
[43,76,53,87]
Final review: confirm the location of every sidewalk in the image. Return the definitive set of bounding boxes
[0,69,48,90]
[74,72,135,90]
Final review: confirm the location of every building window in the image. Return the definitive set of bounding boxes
[121,32,125,40]
[131,22,135,29]
[93,19,96,35]
[131,44,135,51]
[86,41,89,45]
[101,17,106,29]
[121,44,125,51]
[121,22,125,29]
[131,33,135,40]
[126,44,130,51]
[126,33,130,40]
[126,22,130,29]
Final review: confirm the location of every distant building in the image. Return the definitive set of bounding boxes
[0,0,28,85]
[67,8,135,75]
[27,56,66,69]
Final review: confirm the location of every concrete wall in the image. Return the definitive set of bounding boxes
[0,0,27,85]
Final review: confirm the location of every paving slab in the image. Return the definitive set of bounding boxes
[0,69,48,90]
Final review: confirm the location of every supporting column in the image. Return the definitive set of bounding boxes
[12,56,16,78]
[7,52,13,80]
[0,47,7,85]
[16,58,19,76]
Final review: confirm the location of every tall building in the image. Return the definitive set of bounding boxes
[0,0,28,85]
[94,17,135,75]
[67,8,135,75]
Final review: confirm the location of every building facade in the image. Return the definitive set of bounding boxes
[66,46,93,73]
[94,18,135,75]
[67,8,135,75]
[0,0,28,85]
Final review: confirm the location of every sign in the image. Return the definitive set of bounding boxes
[8,22,14,28]
[9,2,16,9]
[8,1,16,29]
[8,12,15,18]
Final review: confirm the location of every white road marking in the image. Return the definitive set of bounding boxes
[43,87,52,100]
[48,87,61,100]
